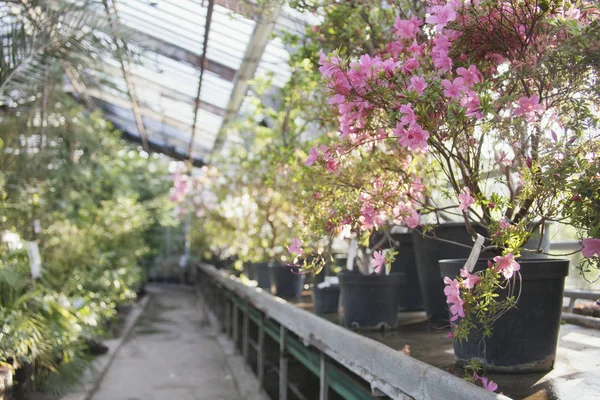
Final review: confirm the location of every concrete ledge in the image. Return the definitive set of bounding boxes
[199,264,510,400]
[60,294,152,400]
[562,312,600,330]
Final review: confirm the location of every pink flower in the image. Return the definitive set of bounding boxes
[426,4,458,31]
[396,123,429,151]
[410,76,428,95]
[499,218,511,230]
[582,238,600,258]
[444,277,465,321]
[445,331,455,339]
[458,187,474,212]
[473,373,498,393]
[456,65,482,86]
[514,95,545,123]
[404,210,420,228]
[287,238,303,255]
[433,52,453,72]
[480,377,498,392]
[386,41,404,58]
[394,16,423,39]
[305,145,319,166]
[373,251,386,273]
[403,57,420,73]
[460,268,481,289]
[442,77,466,100]
[493,253,521,279]
[407,40,424,56]
[399,103,417,125]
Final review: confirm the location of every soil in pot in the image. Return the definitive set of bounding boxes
[412,223,492,323]
[312,283,340,314]
[439,258,569,373]
[250,263,271,290]
[338,271,405,329]
[269,264,304,301]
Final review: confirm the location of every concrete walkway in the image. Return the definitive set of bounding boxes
[90,286,241,400]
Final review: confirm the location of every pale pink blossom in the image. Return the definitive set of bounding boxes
[305,145,319,166]
[433,51,453,72]
[410,76,428,95]
[399,103,417,125]
[396,123,430,151]
[458,187,475,212]
[444,277,465,321]
[426,4,458,31]
[441,77,465,100]
[481,378,498,392]
[404,210,420,228]
[403,57,420,72]
[456,65,482,86]
[407,40,424,56]
[393,16,423,39]
[460,268,481,289]
[493,253,521,279]
[582,238,600,258]
[287,238,303,255]
[514,95,545,123]
[373,251,386,273]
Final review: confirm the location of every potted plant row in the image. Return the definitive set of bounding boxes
[302,0,599,386]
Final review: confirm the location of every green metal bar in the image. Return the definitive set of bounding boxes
[217,285,373,400]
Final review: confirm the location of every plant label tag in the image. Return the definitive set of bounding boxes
[464,234,484,273]
[26,241,42,279]
[347,239,358,271]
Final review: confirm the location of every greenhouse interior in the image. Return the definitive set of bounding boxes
[1,0,600,399]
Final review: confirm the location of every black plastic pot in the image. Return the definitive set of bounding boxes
[312,285,340,314]
[439,258,569,373]
[375,232,424,311]
[338,272,405,329]
[270,265,304,300]
[412,223,491,323]
[250,263,271,289]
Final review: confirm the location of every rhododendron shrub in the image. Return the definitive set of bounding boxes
[308,0,599,387]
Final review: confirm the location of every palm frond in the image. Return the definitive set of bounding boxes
[0,1,126,102]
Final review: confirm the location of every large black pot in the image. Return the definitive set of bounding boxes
[312,284,340,314]
[439,258,569,373]
[250,263,271,290]
[270,265,304,300]
[339,272,405,329]
[375,232,424,311]
[412,223,491,323]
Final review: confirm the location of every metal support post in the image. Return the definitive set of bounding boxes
[320,352,328,400]
[242,301,249,361]
[279,325,288,400]
[233,304,240,352]
[257,312,265,387]
[225,300,231,338]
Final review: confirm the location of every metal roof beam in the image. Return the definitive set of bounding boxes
[132,30,236,82]
[119,128,206,168]
[88,66,226,117]
[36,0,237,82]
[210,2,281,155]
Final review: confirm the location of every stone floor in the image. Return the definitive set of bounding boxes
[90,286,241,400]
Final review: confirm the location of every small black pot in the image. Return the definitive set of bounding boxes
[439,258,569,373]
[270,265,304,300]
[339,272,405,329]
[412,223,492,323]
[375,232,424,311]
[312,285,340,314]
[250,263,271,289]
